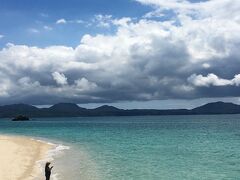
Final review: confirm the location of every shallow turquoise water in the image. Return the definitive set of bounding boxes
[1,115,240,179]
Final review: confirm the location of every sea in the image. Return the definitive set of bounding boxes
[1,114,240,180]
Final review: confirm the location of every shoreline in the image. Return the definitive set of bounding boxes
[0,135,55,180]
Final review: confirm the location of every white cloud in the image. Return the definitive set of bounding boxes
[188,74,240,87]
[76,20,84,24]
[112,17,132,27]
[52,72,68,85]
[202,63,210,69]
[28,28,40,33]
[0,0,240,104]
[0,77,11,97]
[56,18,67,24]
[75,78,97,91]
[135,0,240,62]
[232,74,240,86]
[0,35,4,39]
[94,14,113,28]
[40,13,49,17]
[92,15,132,28]
[56,18,86,25]
[143,10,165,19]
[69,19,85,24]
[54,15,130,29]
[136,0,238,17]
[44,26,53,31]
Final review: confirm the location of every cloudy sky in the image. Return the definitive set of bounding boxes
[0,0,240,109]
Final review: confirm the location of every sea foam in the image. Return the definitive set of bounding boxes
[32,137,70,180]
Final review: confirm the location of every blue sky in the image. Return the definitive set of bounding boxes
[0,0,240,108]
[0,0,203,47]
[0,0,150,47]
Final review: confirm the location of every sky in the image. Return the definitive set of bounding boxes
[0,0,240,109]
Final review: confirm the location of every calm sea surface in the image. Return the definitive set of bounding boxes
[1,115,240,180]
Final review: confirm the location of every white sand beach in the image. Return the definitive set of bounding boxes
[0,135,53,180]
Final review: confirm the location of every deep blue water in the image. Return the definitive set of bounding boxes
[1,115,240,180]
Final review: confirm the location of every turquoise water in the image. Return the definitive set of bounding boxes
[1,115,240,179]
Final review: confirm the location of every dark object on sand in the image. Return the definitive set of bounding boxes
[12,115,29,121]
[45,162,53,180]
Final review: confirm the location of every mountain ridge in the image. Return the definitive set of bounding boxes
[0,101,240,118]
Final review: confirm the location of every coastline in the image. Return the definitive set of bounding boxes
[0,135,54,180]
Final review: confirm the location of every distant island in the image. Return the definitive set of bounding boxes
[12,115,30,121]
[0,101,240,118]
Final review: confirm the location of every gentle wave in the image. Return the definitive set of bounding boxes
[32,138,70,180]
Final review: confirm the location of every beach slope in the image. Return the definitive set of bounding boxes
[0,135,52,180]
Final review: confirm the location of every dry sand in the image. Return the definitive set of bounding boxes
[0,135,53,180]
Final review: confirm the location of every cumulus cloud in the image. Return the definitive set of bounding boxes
[112,17,132,27]
[75,78,97,91]
[0,77,11,97]
[52,72,68,85]
[0,0,240,104]
[56,18,67,24]
[188,74,240,87]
